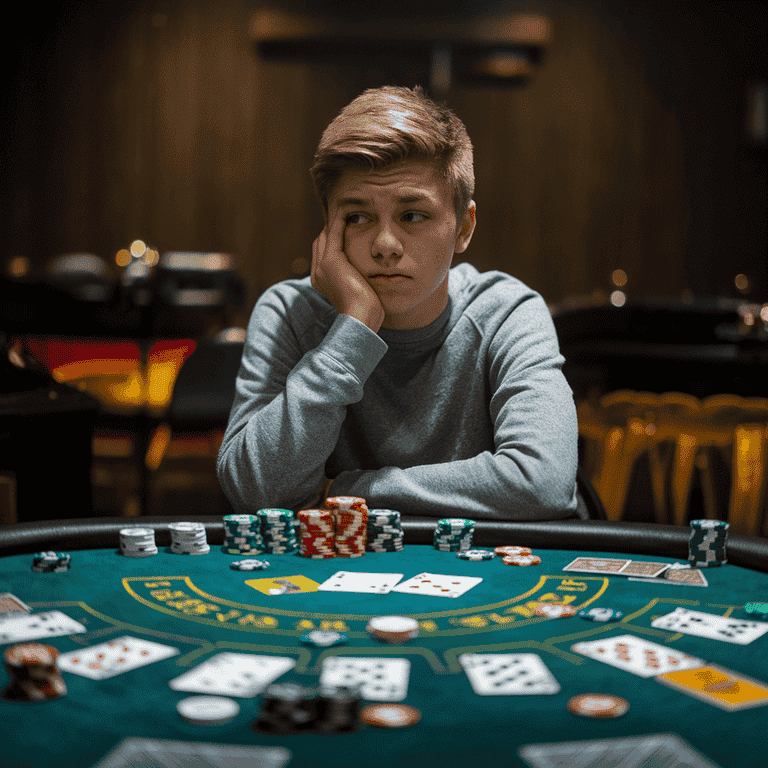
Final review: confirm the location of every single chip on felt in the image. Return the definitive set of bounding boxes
[533,603,577,618]
[567,693,629,718]
[578,607,624,622]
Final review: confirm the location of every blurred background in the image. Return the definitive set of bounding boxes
[1,0,766,531]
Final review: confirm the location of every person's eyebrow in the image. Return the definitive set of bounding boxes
[335,193,435,207]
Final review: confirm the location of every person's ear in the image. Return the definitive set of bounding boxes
[454,201,476,254]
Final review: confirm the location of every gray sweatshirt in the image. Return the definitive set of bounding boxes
[217,262,578,520]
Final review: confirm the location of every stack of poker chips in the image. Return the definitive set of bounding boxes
[31,552,70,572]
[325,496,368,558]
[366,509,404,553]
[298,509,336,558]
[3,643,67,701]
[119,527,158,558]
[168,522,210,555]
[258,509,299,554]
[433,518,475,552]
[255,682,360,734]
[688,519,728,567]
[223,514,264,555]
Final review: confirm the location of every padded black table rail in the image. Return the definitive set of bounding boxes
[2,517,766,572]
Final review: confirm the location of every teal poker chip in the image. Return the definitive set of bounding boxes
[578,607,623,622]
[456,549,496,561]
[299,630,349,647]
[745,603,768,620]
[230,559,270,571]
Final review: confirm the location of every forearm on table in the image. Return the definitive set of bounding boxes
[327,448,578,521]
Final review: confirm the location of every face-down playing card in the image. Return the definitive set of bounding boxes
[319,657,410,701]
[57,636,179,679]
[571,634,705,678]
[391,573,482,598]
[459,653,560,695]
[651,607,768,645]
[169,653,296,697]
[317,571,404,594]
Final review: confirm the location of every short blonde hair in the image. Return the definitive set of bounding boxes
[310,86,474,222]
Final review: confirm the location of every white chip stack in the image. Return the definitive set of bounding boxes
[119,527,158,558]
[168,522,210,555]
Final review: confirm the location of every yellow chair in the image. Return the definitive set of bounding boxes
[666,395,768,535]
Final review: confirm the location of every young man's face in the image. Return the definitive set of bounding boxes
[327,159,476,330]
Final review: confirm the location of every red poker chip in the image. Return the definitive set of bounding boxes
[502,554,541,566]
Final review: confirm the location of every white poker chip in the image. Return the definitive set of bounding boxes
[229,559,270,571]
[176,695,240,725]
[456,549,496,561]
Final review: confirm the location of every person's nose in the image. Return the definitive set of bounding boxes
[371,223,404,261]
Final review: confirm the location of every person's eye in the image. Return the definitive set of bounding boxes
[402,212,428,223]
[345,213,368,225]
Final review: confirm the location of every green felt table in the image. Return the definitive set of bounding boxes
[1,517,767,768]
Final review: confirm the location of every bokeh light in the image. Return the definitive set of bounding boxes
[610,290,626,307]
[611,269,627,287]
[735,274,750,293]
[115,249,131,267]
[130,240,147,258]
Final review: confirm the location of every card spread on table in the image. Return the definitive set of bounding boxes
[390,572,482,598]
[651,607,768,645]
[57,636,179,679]
[90,738,292,768]
[245,575,321,595]
[655,664,768,711]
[0,593,32,621]
[319,657,410,701]
[169,653,295,697]
[519,733,722,768]
[459,653,560,695]
[0,610,86,645]
[563,557,669,578]
[629,568,709,587]
[571,634,705,678]
[317,571,404,594]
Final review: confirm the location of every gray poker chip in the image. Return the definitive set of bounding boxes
[229,559,270,571]
[299,630,349,647]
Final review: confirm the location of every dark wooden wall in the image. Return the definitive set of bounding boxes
[3,0,766,317]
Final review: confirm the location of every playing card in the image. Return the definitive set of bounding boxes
[656,664,768,711]
[651,607,768,645]
[571,634,705,678]
[459,653,560,695]
[618,561,670,578]
[0,610,86,645]
[57,636,179,679]
[169,653,295,697]
[317,571,404,594]
[629,568,708,587]
[519,733,721,768]
[90,738,291,768]
[562,557,630,574]
[319,656,410,701]
[390,572,482,598]
[245,575,321,595]
[0,593,31,621]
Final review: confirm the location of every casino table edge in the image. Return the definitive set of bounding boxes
[1,517,766,573]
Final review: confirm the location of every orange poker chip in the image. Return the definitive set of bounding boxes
[533,603,577,618]
[567,693,629,718]
[494,546,532,557]
[502,554,541,566]
[359,703,421,728]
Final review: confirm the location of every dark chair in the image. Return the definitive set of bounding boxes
[145,328,245,515]
[574,465,607,520]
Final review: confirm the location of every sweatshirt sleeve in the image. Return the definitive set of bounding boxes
[326,293,579,520]
[216,287,388,513]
